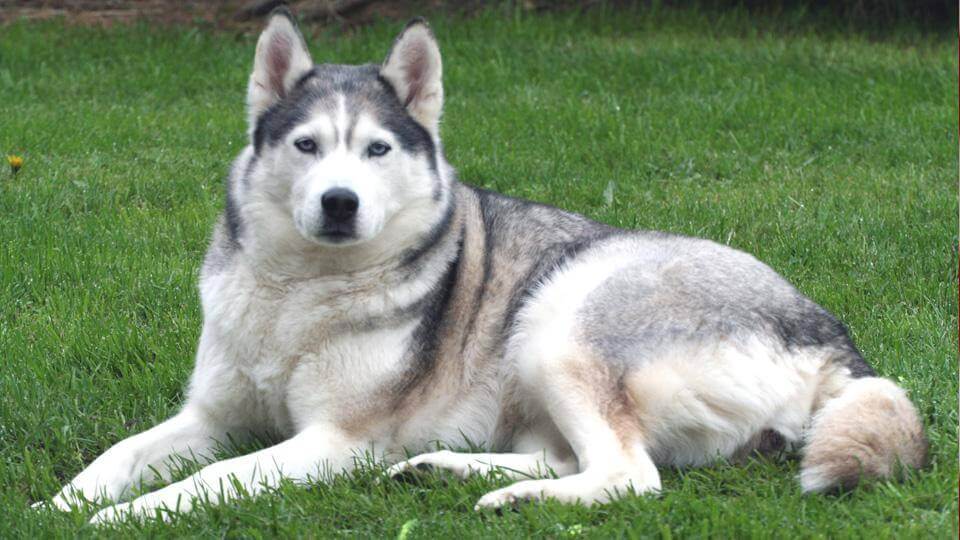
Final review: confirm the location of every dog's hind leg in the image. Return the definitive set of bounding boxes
[475,344,660,510]
[468,250,667,510]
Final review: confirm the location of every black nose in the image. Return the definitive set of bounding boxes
[321,188,359,222]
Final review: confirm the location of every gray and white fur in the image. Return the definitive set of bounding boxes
[40,10,928,523]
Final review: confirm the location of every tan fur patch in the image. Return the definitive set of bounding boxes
[559,349,647,459]
[801,377,928,492]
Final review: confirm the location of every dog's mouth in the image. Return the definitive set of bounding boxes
[321,231,353,242]
[317,222,357,244]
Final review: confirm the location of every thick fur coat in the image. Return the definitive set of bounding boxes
[38,11,927,524]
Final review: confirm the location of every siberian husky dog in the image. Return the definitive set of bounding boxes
[41,9,927,524]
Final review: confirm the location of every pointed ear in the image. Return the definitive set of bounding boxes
[247,8,313,129]
[380,19,443,137]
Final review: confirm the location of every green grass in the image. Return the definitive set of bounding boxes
[1,6,957,538]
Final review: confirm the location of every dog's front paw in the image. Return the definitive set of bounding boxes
[89,485,194,525]
[44,446,139,512]
[47,495,76,512]
[33,489,91,512]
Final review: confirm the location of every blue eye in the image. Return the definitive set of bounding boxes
[367,141,391,157]
[294,138,317,153]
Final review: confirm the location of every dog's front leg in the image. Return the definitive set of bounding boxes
[90,425,356,524]
[42,406,231,511]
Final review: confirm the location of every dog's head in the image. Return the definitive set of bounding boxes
[239,9,447,258]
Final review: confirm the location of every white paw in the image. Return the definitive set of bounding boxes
[475,480,552,510]
[47,494,76,512]
[36,489,92,512]
[49,449,138,510]
[387,450,474,480]
[385,458,419,478]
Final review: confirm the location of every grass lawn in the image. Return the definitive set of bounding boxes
[1,6,957,538]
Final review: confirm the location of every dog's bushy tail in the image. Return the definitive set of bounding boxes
[800,376,928,493]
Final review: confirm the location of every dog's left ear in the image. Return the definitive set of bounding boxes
[381,19,443,137]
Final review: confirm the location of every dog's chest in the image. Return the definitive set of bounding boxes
[201,268,418,432]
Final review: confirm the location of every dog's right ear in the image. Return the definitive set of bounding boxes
[381,19,443,138]
[247,8,313,130]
